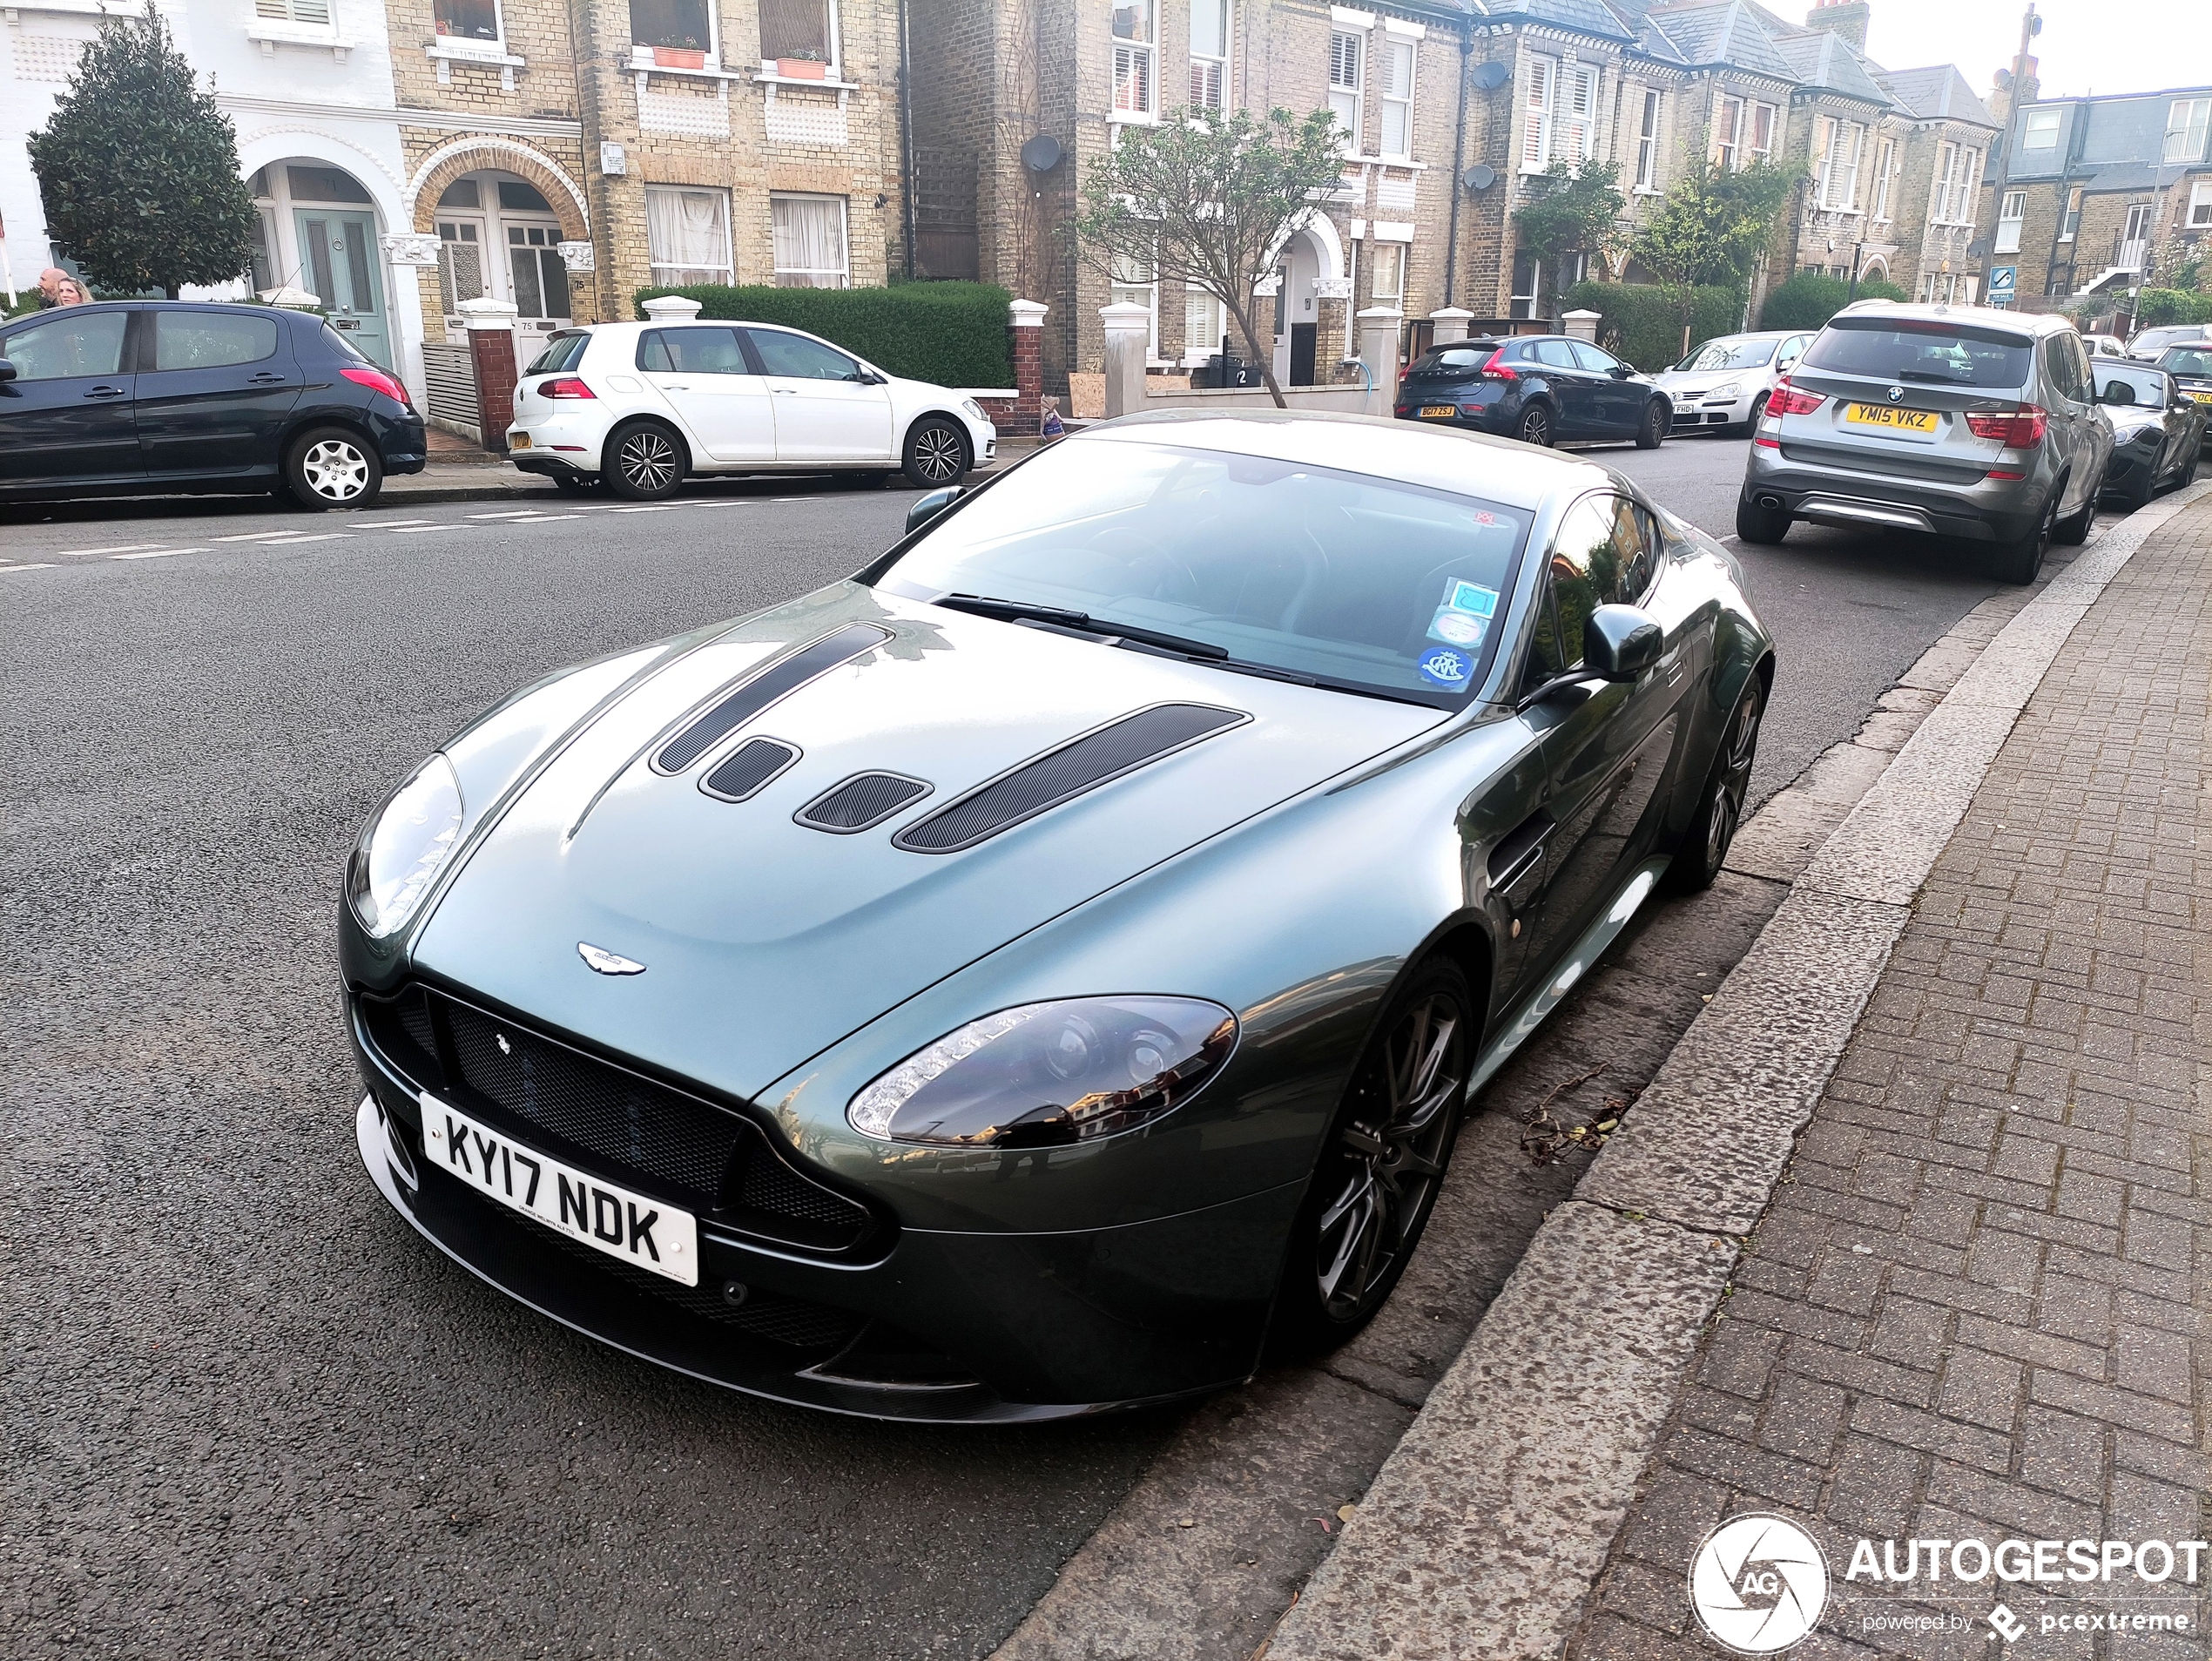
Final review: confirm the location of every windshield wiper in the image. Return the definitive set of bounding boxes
[937,592,1230,659]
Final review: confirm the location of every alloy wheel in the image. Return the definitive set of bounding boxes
[1705,685,1763,872]
[300,439,368,503]
[1314,991,1467,1322]
[618,429,678,493]
[1518,407,1551,448]
[912,424,965,483]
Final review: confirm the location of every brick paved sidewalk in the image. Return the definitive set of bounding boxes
[1575,497,2212,1661]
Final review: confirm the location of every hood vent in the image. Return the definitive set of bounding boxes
[655,624,891,775]
[700,738,800,802]
[796,772,933,834]
[894,702,1249,854]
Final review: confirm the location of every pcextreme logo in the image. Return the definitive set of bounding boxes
[1689,1515,1831,1654]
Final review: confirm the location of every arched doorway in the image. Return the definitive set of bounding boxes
[1269,221,1343,387]
[428,171,577,352]
[248,160,395,368]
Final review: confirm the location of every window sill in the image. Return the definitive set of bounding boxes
[754,68,859,90]
[4,0,145,16]
[1107,110,1160,127]
[629,50,743,79]
[428,41,524,67]
[246,21,354,58]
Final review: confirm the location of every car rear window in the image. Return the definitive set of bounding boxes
[526,332,590,375]
[2159,345,2212,377]
[1408,345,1492,374]
[1800,319,2033,389]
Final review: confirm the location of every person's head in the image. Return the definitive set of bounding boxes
[54,277,90,306]
[37,267,69,301]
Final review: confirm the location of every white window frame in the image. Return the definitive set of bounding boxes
[1521,55,1554,172]
[1181,285,1226,367]
[1558,64,1597,169]
[2190,179,2212,230]
[1187,0,1227,111]
[1635,88,1661,192]
[1747,101,1777,165]
[1369,239,1405,305]
[1111,0,1157,120]
[770,192,850,287]
[1994,189,2027,253]
[1819,119,1865,211]
[1378,37,1415,162]
[1508,249,1541,320]
[2059,185,2081,241]
[1109,246,1161,358]
[1329,30,1365,145]
[1713,95,1743,171]
[427,0,506,52]
[2020,106,2060,152]
[1870,138,1894,222]
[758,0,843,77]
[2164,98,2212,165]
[644,183,733,286]
[256,0,334,24]
[630,0,719,65]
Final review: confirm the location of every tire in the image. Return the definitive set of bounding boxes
[1738,391,1770,436]
[1991,488,2059,585]
[2052,469,2097,544]
[1735,492,1791,544]
[1515,402,1554,449]
[1271,957,1474,1356]
[902,418,969,488]
[605,421,685,501]
[1634,399,1667,449]
[282,427,381,510]
[1663,674,1764,895]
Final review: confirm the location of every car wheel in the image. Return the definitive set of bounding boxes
[1739,391,1770,436]
[1664,675,1763,895]
[1634,399,1667,449]
[606,421,686,501]
[1992,489,2058,585]
[2052,469,2097,544]
[283,427,381,511]
[1271,957,1474,1355]
[902,418,969,488]
[1515,403,1553,448]
[1735,492,1791,544]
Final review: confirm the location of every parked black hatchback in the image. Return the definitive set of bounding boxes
[1394,334,1670,449]
[0,300,425,509]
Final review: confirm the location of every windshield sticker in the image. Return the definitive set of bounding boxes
[1444,580,1499,618]
[1418,646,1473,688]
[1427,609,1489,649]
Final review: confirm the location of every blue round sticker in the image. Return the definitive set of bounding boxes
[1418,646,1473,687]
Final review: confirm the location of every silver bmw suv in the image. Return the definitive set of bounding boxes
[1737,303,2112,584]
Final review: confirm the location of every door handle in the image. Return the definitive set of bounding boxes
[247,373,287,385]
[84,385,127,399]
[772,388,797,395]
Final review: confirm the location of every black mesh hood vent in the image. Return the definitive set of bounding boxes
[894,703,1248,854]
[655,624,889,774]
[795,772,932,833]
[700,738,799,802]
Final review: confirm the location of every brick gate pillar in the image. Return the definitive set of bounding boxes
[458,298,522,453]
[1006,299,1048,436]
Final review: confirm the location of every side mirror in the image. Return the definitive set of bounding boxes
[906,485,963,536]
[1608,365,1635,379]
[0,359,16,383]
[1584,604,1663,680]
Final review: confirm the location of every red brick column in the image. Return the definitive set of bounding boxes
[458,298,522,453]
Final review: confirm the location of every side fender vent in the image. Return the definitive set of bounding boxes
[894,702,1249,854]
[795,772,933,834]
[700,738,800,802]
[654,623,890,774]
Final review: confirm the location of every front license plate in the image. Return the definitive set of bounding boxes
[509,431,532,449]
[1420,405,1458,418]
[2188,391,2212,405]
[1844,402,1939,434]
[421,1092,699,1286]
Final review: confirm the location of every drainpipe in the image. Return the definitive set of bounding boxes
[898,0,917,280]
[1443,23,1473,307]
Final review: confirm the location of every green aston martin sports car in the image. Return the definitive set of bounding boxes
[343,410,1774,1421]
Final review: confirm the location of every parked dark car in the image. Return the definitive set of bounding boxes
[2092,359,2205,510]
[1394,334,1671,449]
[0,300,425,509]
[2154,341,2212,426]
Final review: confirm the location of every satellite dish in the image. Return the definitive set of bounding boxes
[1470,61,1511,91]
[1021,134,1063,172]
[1463,164,1498,192]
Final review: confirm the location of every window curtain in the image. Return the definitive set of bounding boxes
[646,187,731,282]
[772,195,847,287]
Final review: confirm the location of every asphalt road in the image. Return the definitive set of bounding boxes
[0,438,2155,1658]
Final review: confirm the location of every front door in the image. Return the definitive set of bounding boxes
[741,327,894,462]
[505,221,571,359]
[0,307,141,487]
[1290,324,1318,388]
[134,307,304,479]
[636,326,777,463]
[295,209,391,368]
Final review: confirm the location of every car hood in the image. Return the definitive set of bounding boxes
[1654,372,1749,395]
[411,583,1441,1100]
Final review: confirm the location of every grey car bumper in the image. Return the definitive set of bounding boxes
[1743,445,2047,544]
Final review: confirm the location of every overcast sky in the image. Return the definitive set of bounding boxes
[1859,0,2212,102]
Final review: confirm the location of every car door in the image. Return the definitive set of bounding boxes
[2040,333,2098,517]
[1529,338,1595,437]
[1516,493,1688,974]
[740,327,894,463]
[0,306,141,488]
[1573,341,1644,436]
[133,307,302,480]
[635,326,777,463]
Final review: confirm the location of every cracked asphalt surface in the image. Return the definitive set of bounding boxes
[0,438,2117,1658]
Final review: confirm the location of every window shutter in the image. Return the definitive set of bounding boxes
[1523,57,1552,169]
[1330,31,1361,91]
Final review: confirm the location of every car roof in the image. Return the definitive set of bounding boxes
[1075,409,1615,513]
[1825,300,2063,336]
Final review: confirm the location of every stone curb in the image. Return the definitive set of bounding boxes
[1258,482,2212,1661]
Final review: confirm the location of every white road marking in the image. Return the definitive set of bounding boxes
[211,530,317,543]
[112,548,208,560]
[1,563,57,572]
[497,514,588,523]
[467,510,546,519]
[365,519,435,529]
[266,533,352,544]
[50,543,161,557]
[610,503,685,513]
[388,524,462,534]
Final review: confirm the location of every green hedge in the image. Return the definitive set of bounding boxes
[1562,280,1743,372]
[632,281,1014,387]
[1757,271,1906,330]
[2132,287,2212,329]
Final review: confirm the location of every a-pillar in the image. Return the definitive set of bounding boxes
[1101,301,1151,419]
[457,297,522,452]
[1007,299,1047,436]
[1356,307,1403,416]
[1429,307,1474,344]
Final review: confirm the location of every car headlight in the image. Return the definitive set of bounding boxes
[1708,381,1743,401]
[847,996,1237,1148]
[347,754,464,939]
[960,397,990,424]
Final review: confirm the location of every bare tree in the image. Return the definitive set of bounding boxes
[1072,105,1348,408]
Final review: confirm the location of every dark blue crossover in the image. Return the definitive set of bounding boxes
[1394,334,1672,450]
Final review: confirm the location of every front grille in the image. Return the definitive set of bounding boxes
[357,985,880,1256]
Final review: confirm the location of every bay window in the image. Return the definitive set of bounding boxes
[1379,37,1414,160]
[1747,102,1777,165]
[1817,118,1865,210]
[1635,89,1660,191]
[771,193,850,287]
[1329,30,1363,143]
[1712,96,1742,170]
[1523,56,1594,172]
[1112,0,1157,118]
[1870,138,1894,221]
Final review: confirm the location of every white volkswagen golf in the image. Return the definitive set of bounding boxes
[505,318,998,498]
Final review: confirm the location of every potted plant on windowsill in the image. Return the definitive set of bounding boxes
[777,48,827,79]
[651,35,706,69]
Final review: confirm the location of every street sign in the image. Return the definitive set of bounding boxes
[1988,266,2018,305]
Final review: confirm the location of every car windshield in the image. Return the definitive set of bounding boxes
[1799,319,2033,388]
[2158,345,2212,377]
[526,333,590,374]
[1676,337,1778,371]
[2136,328,2196,352]
[874,440,1534,709]
[1407,345,1493,375]
[2093,361,2167,408]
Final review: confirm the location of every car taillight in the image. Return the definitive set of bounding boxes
[341,365,411,407]
[540,377,596,399]
[1767,376,1826,416]
[1480,348,1519,381]
[1964,404,2047,447]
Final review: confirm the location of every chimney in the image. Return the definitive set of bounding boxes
[1804,0,1871,51]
